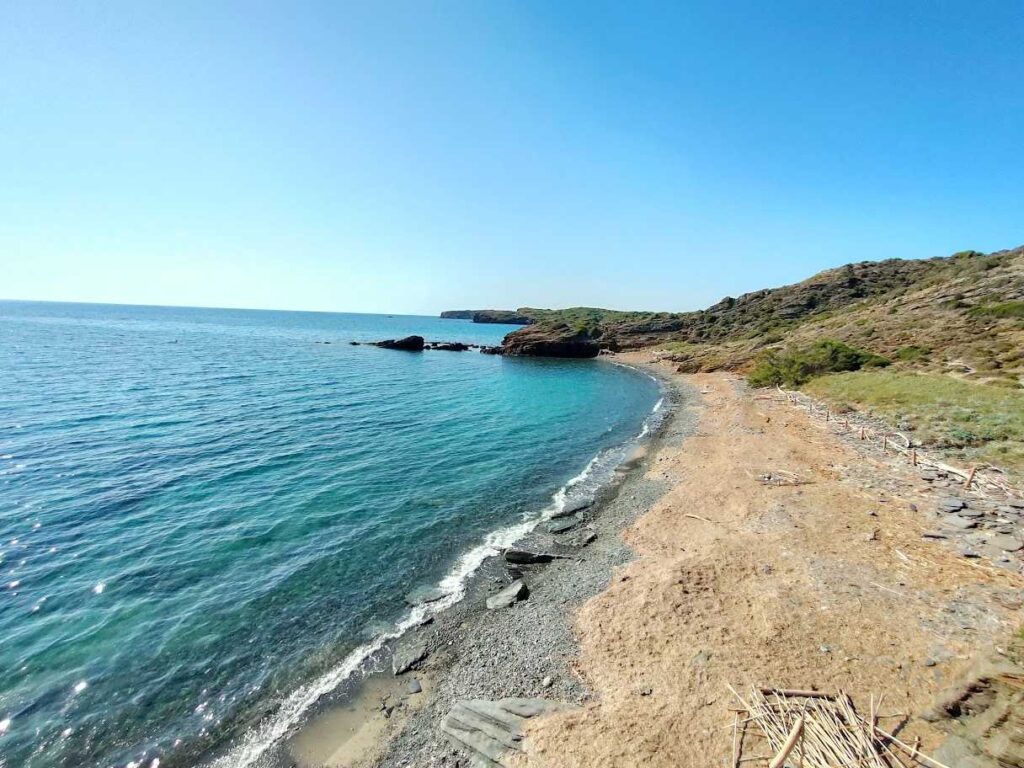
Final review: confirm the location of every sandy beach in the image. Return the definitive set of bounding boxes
[289,353,1023,768]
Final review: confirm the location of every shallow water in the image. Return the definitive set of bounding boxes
[0,301,660,767]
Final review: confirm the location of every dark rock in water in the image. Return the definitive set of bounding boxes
[547,516,580,534]
[433,342,469,352]
[392,642,429,675]
[479,345,503,355]
[550,499,593,519]
[503,548,566,564]
[441,698,577,766]
[486,579,529,610]
[404,586,446,606]
[375,335,425,352]
[349,341,361,345]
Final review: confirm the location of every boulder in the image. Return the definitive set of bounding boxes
[988,534,1024,552]
[504,548,566,564]
[550,499,593,519]
[392,641,429,675]
[405,586,446,606]
[939,497,967,513]
[486,580,529,610]
[547,516,579,534]
[375,335,425,351]
[433,342,469,352]
[957,507,985,518]
[943,515,979,530]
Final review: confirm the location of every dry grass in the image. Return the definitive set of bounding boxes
[805,371,1024,480]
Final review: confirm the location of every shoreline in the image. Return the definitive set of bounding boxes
[211,356,686,768]
[265,357,695,768]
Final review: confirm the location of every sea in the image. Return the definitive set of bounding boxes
[0,301,663,768]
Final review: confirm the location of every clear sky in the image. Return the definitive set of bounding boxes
[3,1,1022,315]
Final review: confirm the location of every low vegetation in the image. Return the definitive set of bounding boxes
[805,371,1024,477]
[968,300,1024,319]
[746,340,889,388]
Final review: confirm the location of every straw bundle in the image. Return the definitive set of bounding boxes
[727,686,950,768]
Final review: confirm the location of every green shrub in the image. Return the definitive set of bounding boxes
[747,340,889,388]
[967,301,1024,319]
[895,345,929,362]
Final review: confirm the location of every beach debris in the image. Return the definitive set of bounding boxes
[441,698,577,767]
[546,516,580,534]
[757,470,812,487]
[392,641,429,675]
[727,685,947,767]
[486,579,529,610]
[503,548,568,565]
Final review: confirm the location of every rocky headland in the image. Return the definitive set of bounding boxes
[440,310,535,324]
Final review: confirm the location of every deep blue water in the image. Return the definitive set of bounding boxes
[0,302,661,768]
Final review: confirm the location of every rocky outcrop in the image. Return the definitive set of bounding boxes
[441,698,577,767]
[498,324,601,358]
[375,335,425,351]
[440,310,475,319]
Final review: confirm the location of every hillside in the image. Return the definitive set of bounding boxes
[498,246,1023,376]
[502,246,1024,476]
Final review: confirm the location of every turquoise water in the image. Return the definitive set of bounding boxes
[0,301,661,768]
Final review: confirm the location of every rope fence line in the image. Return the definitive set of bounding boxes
[771,386,1019,500]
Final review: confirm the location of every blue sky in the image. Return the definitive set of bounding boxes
[2,1,1022,314]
